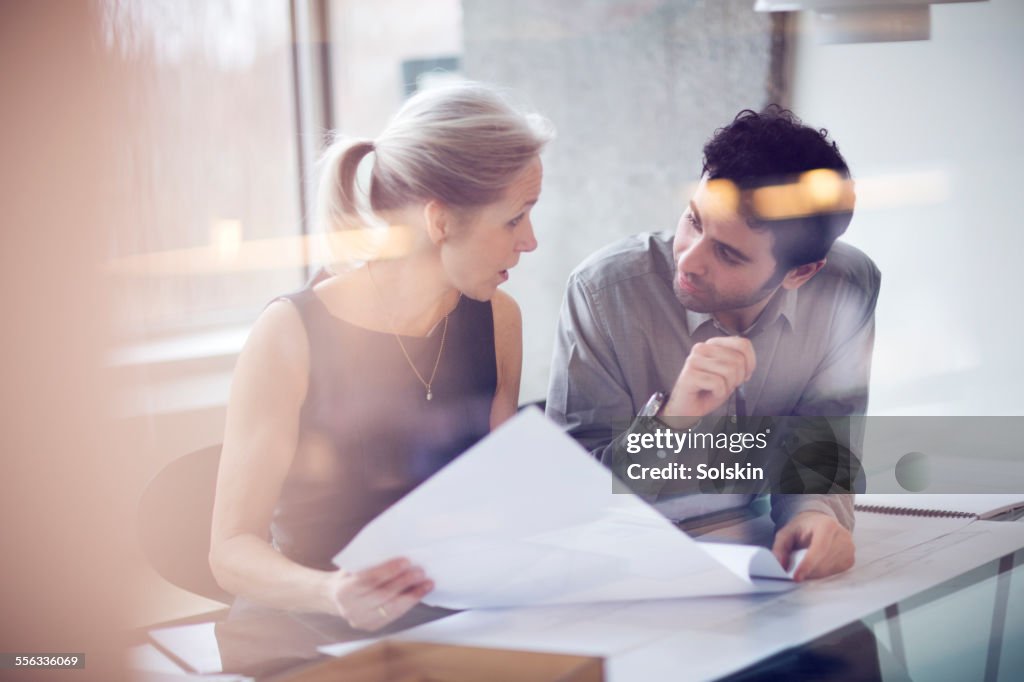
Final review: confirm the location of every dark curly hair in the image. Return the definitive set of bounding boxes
[702,105,854,269]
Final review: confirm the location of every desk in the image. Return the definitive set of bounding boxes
[723,548,1023,681]
[139,515,1024,681]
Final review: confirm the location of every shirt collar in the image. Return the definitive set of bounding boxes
[683,287,798,337]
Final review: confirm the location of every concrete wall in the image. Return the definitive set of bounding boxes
[463,0,776,401]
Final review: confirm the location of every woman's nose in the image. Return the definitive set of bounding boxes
[518,221,538,252]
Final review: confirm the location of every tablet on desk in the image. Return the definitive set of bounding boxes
[148,611,338,678]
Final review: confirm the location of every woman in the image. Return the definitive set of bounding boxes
[209,83,552,632]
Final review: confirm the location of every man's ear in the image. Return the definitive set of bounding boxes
[781,258,826,291]
[423,200,450,246]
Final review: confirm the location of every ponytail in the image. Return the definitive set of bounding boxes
[316,137,377,233]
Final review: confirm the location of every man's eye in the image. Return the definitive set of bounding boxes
[509,214,525,227]
[687,214,702,232]
[716,245,738,265]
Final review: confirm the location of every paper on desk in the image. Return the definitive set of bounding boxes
[333,408,799,609]
[702,544,806,581]
[362,514,1024,682]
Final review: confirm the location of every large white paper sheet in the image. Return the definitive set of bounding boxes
[359,515,1024,682]
[333,408,797,608]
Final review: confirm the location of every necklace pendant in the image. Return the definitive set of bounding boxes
[426,389,433,401]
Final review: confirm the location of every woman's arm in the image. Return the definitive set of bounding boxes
[209,300,332,611]
[490,290,523,429]
[209,300,431,627]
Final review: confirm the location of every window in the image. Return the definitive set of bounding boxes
[103,0,304,342]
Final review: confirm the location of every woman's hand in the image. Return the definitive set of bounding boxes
[326,557,434,631]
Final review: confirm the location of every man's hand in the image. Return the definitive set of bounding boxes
[772,511,854,581]
[661,337,755,421]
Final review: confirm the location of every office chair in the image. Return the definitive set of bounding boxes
[138,444,234,605]
[139,403,549,606]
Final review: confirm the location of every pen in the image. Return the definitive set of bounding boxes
[712,320,749,420]
[730,329,748,420]
[735,383,746,421]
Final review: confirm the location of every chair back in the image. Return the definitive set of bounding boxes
[138,444,233,604]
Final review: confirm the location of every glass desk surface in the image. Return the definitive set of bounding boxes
[142,523,1024,681]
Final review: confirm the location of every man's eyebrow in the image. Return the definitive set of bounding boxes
[690,200,752,263]
[715,239,751,263]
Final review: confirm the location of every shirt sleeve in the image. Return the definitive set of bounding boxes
[545,273,639,462]
[770,261,882,531]
[548,276,697,506]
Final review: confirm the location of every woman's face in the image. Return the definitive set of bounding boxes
[440,156,543,301]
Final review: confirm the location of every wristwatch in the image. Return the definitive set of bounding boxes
[639,391,667,418]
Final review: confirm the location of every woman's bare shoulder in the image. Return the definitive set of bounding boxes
[490,289,522,334]
[237,298,311,384]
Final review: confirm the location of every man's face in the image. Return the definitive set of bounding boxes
[672,177,784,316]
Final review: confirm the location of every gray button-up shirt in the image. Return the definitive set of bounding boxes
[546,230,881,529]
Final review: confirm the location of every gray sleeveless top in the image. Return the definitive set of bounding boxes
[270,286,497,570]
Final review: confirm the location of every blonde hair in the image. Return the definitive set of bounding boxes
[316,82,553,237]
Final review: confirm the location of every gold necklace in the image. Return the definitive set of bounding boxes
[367,261,455,401]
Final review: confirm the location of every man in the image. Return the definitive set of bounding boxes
[547,107,880,581]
